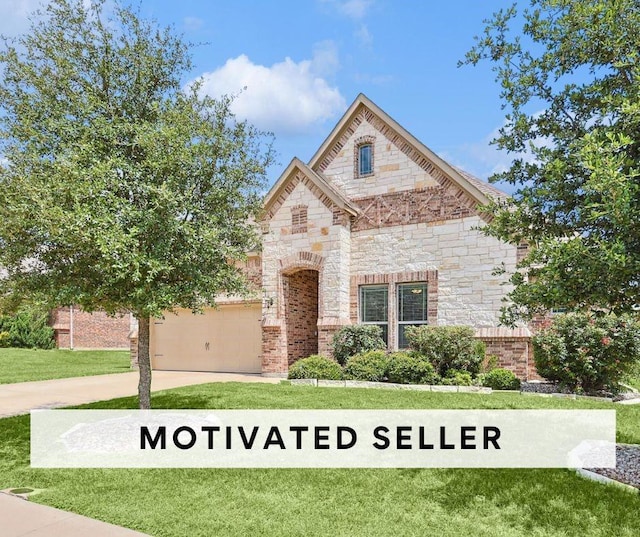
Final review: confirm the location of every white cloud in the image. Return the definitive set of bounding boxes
[321,0,373,20]
[194,43,346,135]
[354,23,372,47]
[183,16,204,31]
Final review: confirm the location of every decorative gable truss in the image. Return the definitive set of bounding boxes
[351,182,480,232]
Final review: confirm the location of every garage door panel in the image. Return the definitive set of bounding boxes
[151,304,262,373]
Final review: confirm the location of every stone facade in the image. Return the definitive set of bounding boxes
[254,94,533,379]
[51,306,131,350]
[145,94,535,380]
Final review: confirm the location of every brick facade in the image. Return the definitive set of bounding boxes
[51,306,131,349]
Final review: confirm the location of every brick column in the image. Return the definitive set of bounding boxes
[261,320,288,377]
[129,329,139,370]
[317,318,351,358]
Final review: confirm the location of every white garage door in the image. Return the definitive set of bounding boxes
[150,303,262,373]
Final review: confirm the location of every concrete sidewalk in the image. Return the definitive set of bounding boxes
[0,492,150,536]
[0,370,280,418]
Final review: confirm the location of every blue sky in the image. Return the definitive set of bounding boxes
[2,0,518,189]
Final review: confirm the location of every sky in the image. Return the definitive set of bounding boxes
[0,0,519,190]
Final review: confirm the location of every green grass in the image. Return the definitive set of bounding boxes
[0,348,130,384]
[1,383,638,536]
[624,373,640,391]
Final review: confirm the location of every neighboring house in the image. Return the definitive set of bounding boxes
[51,306,133,350]
[141,94,536,379]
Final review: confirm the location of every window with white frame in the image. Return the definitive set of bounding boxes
[397,283,428,348]
[359,285,388,344]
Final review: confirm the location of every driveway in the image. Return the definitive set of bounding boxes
[0,371,281,418]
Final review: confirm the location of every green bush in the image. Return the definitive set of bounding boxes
[482,368,521,390]
[441,369,473,386]
[405,325,485,377]
[332,325,386,365]
[288,355,343,380]
[0,308,55,349]
[386,352,438,384]
[533,313,640,394]
[481,354,500,373]
[344,351,388,381]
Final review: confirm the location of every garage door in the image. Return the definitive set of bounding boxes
[150,303,262,373]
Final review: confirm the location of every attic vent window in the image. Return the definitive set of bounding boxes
[354,135,375,178]
[291,205,308,234]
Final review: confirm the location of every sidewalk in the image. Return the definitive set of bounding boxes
[0,370,280,417]
[0,492,150,536]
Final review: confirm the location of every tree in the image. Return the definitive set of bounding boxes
[462,0,640,325]
[0,0,273,407]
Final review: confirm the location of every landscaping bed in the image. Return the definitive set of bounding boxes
[587,444,640,491]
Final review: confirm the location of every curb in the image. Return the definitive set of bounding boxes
[289,379,492,393]
[574,469,640,495]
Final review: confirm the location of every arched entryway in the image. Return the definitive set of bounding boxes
[283,269,319,365]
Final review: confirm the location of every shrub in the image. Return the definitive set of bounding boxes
[344,351,388,381]
[0,307,55,349]
[482,368,521,390]
[481,354,500,373]
[441,369,473,386]
[288,355,343,380]
[332,325,386,365]
[386,352,438,384]
[405,325,484,376]
[533,313,640,394]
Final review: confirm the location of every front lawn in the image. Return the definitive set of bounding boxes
[624,373,640,391]
[1,383,638,536]
[0,348,131,384]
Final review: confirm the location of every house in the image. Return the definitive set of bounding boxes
[141,94,535,379]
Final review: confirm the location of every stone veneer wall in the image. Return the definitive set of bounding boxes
[350,216,517,329]
[261,173,352,375]
[284,269,319,364]
[130,330,138,369]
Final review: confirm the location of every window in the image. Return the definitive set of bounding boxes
[359,285,388,344]
[358,144,373,176]
[397,283,428,348]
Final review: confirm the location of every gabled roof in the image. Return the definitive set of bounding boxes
[308,93,507,206]
[453,166,509,202]
[262,157,359,220]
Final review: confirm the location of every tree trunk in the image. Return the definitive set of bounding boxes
[137,316,152,409]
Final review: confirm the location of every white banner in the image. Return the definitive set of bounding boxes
[30,409,616,468]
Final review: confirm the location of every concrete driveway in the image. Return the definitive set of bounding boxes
[0,370,281,418]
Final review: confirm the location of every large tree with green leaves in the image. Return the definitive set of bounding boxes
[0,0,273,407]
[463,0,640,325]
